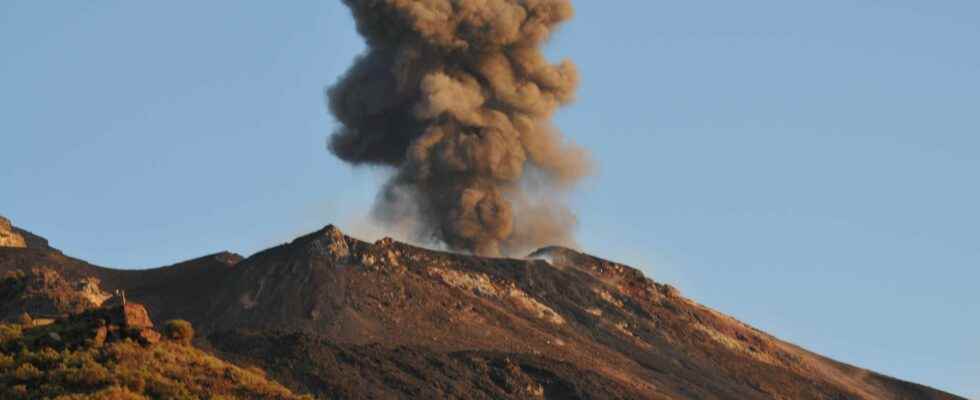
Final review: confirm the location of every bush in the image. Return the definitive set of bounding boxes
[0,323,22,345]
[162,320,194,346]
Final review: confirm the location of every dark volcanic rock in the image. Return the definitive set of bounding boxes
[12,226,53,251]
[211,329,641,400]
[0,224,967,400]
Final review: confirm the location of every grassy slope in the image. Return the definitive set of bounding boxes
[0,322,310,400]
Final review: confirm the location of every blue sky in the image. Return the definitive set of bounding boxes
[2,1,977,397]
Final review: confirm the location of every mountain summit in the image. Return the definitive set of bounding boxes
[0,220,965,399]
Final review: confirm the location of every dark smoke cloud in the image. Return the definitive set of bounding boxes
[329,0,589,256]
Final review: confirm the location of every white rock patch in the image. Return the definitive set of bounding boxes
[428,267,564,325]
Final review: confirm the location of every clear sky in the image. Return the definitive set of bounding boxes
[2,1,977,397]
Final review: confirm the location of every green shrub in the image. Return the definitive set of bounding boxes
[0,323,22,345]
[14,362,43,381]
[162,320,194,346]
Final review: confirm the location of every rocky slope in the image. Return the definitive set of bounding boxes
[0,218,966,399]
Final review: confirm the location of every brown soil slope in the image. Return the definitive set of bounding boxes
[0,224,966,400]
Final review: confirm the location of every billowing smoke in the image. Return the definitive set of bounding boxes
[329,0,589,256]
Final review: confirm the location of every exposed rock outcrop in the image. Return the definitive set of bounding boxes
[110,303,154,329]
[77,277,112,306]
[0,215,54,251]
[0,267,111,322]
[0,216,26,248]
[91,303,160,346]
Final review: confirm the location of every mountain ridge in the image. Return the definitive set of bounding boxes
[0,220,966,399]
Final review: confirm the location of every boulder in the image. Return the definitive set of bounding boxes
[135,328,161,345]
[108,303,154,329]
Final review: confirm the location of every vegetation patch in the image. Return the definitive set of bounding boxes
[0,316,309,399]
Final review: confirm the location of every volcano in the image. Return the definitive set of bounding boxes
[0,219,965,399]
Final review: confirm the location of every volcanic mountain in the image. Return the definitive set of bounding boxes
[0,217,965,399]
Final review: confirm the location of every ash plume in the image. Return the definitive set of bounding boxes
[329,0,589,256]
